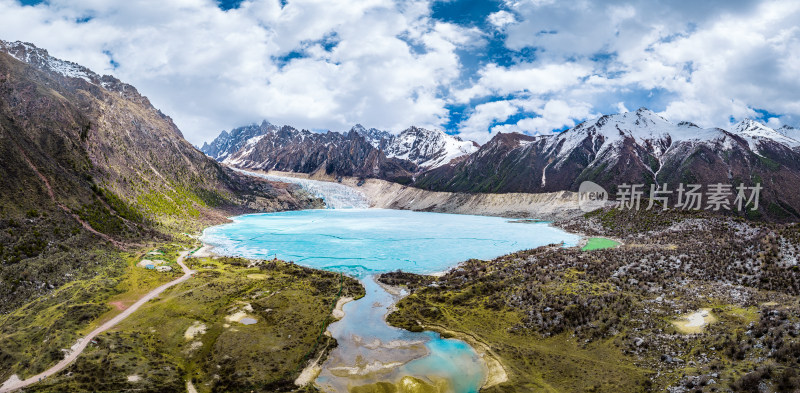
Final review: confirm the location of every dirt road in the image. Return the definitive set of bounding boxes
[0,251,196,393]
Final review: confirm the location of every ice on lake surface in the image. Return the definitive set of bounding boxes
[202,208,579,276]
[201,208,579,393]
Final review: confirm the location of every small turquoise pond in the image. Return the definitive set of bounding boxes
[201,208,579,392]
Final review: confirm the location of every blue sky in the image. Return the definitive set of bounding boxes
[1,0,798,144]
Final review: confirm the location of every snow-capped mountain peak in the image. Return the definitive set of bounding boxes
[201,120,276,160]
[735,118,777,137]
[560,108,711,143]
[733,119,800,149]
[547,108,726,164]
[385,126,479,168]
[350,124,392,149]
[2,39,97,84]
[1,39,155,104]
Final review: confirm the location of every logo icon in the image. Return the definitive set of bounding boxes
[578,181,609,212]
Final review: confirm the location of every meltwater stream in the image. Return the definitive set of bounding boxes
[205,171,579,392]
[202,209,579,392]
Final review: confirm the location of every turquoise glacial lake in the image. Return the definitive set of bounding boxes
[201,208,579,392]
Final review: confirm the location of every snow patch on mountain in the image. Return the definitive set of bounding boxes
[776,125,800,141]
[1,40,95,83]
[226,134,268,165]
[351,124,392,149]
[245,135,265,147]
[44,57,93,82]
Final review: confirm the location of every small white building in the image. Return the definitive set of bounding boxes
[156,266,172,272]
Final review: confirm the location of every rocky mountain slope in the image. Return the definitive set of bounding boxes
[201,122,479,178]
[415,109,800,220]
[219,125,420,183]
[0,40,320,312]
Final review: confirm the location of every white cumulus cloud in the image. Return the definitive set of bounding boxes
[0,0,478,144]
[0,0,798,145]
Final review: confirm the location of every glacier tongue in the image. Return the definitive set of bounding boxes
[234,169,369,209]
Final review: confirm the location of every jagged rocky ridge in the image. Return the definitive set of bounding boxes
[200,120,279,161]
[201,122,479,181]
[219,124,420,183]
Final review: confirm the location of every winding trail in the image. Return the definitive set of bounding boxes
[0,251,196,393]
